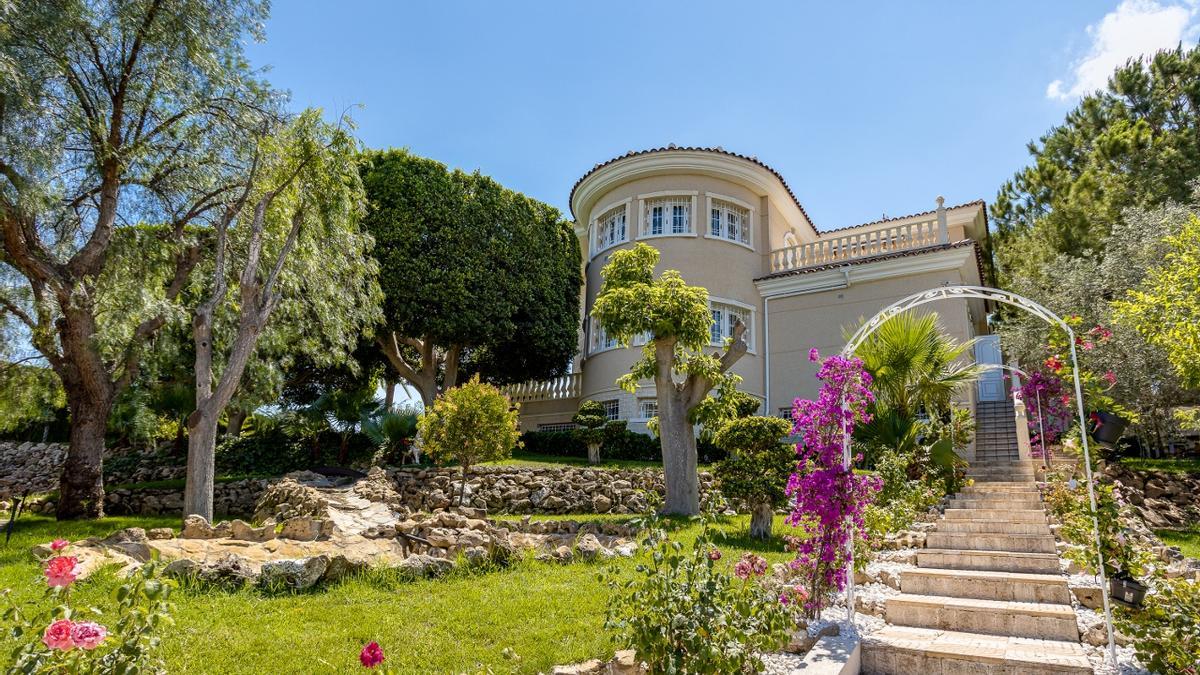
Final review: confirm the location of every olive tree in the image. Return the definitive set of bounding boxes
[418,374,520,506]
[713,416,794,539]
[592,243,747,515]
[0,0,277,518]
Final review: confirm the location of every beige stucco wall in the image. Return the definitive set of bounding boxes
[765,263,986,412]
[578,171,781,410]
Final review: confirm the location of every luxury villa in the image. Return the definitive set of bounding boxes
[508,146,1003,437]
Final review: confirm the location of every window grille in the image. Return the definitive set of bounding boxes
[642,197,691,236]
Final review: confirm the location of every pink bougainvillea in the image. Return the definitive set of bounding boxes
[785,350,881,617]
[1014,369,1074,454]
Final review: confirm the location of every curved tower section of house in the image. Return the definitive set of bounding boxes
[568,146,815,430]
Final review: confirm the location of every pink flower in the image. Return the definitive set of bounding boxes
[734,553,768,580]
[70,621,107,650]
[808,348,820,362]
[42,619,74,651]
[1102,371,1117,386]
[44,556,78,588]
[707,547,722,561]
[49,539,69,552]
[1045,356,1064,371]
[360,641,385,669]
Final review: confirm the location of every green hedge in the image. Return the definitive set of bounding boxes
[517,428,726,464]
[215,429,376,476]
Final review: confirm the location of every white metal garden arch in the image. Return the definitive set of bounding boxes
[835,285,1117,664]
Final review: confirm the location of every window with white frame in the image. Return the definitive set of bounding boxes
[594,204,627,254]
[637,398,658,419]
[709,301,753,349]
[632,330,652,346]
[539,422,578,432]
[591,323,619,353]
[600,399,620,421]
[642,196,691,236]
[709,199,751,245]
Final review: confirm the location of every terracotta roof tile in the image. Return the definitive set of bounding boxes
[569,146,816,228]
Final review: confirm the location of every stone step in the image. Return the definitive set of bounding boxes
[886,594,1079,641]
[948,498,1043,511]
[861,625,1092,674]
[944,508,1046,523]
[936,519,1051,535]
[918,548,1061,574]
[900,568,1072,604]
[926,532,1057,554]
[960,485,1041,495]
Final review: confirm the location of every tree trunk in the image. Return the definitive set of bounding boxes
[226,409,247,439]
[749,501,775,540]
[56,392,110,520]
[587,442,601,464]
[184,409,220,521]
[384,380,396,411]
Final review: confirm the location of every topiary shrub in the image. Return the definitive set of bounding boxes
[573,400,608,464]
[713,416,794,539]
[419,374,521,504]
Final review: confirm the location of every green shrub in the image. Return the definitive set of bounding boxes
[420,375,521,504]
[518,430,587,458]
[713,416,793,539]
[602,500,796,673]
[1117,577,1200,674]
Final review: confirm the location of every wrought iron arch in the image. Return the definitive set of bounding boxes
[834,285,1116,664]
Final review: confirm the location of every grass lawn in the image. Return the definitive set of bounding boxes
[1117,457,1200,474]
[1156,524,1200,559]
[0,512,793,673]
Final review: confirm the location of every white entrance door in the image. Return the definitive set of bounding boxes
[974,335,1005,401]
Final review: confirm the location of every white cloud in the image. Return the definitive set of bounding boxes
[1047,0,1199,100]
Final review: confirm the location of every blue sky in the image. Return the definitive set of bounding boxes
[245,0,1199,229]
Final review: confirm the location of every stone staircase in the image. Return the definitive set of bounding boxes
[974,400,1020,462]
[862,459,1093,674]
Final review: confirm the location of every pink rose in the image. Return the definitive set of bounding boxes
[70,621,107,650]
[49,539,69,552]
[44,555,78,588]
[808,348,820,362]
[42,619,74,651]
[707,547,722,561]
[360,641,385,668]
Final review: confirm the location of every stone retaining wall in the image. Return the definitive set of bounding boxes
[1104,463,1200,529]
[0,441,65,499]
[13,465,717,518]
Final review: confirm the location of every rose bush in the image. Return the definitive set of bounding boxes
[3,540,174,674]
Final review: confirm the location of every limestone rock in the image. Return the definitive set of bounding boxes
[98,527,152,562]
[1070,584,1104,610]
[259,556,329,591]
[575,534,605,561]
[280,516,322,541]
[231,519,275,542]
[147,528,175,540]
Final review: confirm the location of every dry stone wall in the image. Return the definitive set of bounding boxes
[8,462,718,518]
[1104,463,1200,529]
[0,442,66,499]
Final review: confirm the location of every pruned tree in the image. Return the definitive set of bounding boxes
[183,110,380,521]
[359,149,581,406]
[592,243,748,515]
[573,400,607,464]
[713,416,793,539]
[0,0,277,518]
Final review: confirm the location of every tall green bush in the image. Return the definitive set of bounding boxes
[572,400,608,464]
[418,375,520,505]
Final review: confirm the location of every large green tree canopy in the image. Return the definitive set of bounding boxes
[993,45,1200,283]
[359,149,581,405]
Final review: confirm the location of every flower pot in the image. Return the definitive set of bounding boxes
[1109,573,1147,608]
[1092,411,1128,447]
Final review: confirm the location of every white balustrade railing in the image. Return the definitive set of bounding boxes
[769,207,950,274]
[504,372,582,403]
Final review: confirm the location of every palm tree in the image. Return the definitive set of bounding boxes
[853,310,982,472]
[854,310,982,419]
